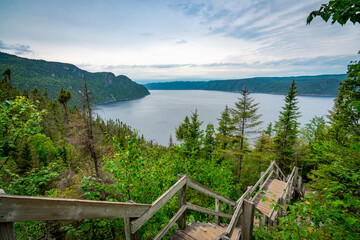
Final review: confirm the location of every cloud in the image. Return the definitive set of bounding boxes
[0,40,33,55]
[176,39,187,44]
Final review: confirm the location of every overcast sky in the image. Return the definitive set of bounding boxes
[0,0,359,81]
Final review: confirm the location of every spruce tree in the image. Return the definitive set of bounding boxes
[216,105,235,151]
[328,60,360,145]
[230,86,263,185]
[274,80,301,172]
[58,88,71,123]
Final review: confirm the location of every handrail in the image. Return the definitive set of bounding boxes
[0,162,304,240]
[268,167,297,219]
[186,177,236,206]
[0,194,151,222]
[250,170,274,202]
[249,161,275,196]
[131,175,187,233]
[273,162,287,181]
[131,174,235,237]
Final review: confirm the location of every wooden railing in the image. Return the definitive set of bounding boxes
[0,161,305,240]
[0,174,235,240]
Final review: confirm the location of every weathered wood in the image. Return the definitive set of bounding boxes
[186,178,236,206]
[0,222,16,240]
[273,162,286,181]
[124,218,139,240]
[249,161,275,196]
[250,170,274,202]
[131,175,187,233]
[215,199,221,225]
[186,203,232,218]
[240,200,254,240]
[259,172,265,186]
[154,204,187,240]
[226,197,245,237]
[0,195,151,222]
[177,174,187,229]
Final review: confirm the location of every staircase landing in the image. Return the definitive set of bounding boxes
[170,222,241,240]
[252,178,286,217]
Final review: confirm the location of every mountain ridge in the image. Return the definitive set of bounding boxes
[0,52,150,106]
[145,74,347,96]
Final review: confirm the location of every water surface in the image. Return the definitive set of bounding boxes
[95,90,334,146]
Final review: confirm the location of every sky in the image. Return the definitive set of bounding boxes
[0,0,359,82]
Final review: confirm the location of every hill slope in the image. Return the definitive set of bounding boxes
[0,52,150,106]
[145,74,346,96]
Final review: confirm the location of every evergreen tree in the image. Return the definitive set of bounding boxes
[2,68,12,84]
[175,110,203,156]
[203,123,215,158]
[58,88,71,124]
[264,122,273,137]
[274,80,301,172]
[82,79,99,177]
[230,86,263,185]
[328,60,360,145]
[216,105,235,151]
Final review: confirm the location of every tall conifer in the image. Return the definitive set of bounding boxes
[274,80,300,172]
[230,86,263,186]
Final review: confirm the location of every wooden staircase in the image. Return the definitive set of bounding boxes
[0,161,306,240]
[170,222,241,240]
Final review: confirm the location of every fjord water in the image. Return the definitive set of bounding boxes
[95,90,334,146]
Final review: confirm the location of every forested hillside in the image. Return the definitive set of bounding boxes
[0,52,150,106]
[145,74,346,96]
[0,0,359,239]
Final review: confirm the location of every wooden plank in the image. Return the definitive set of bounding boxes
[131,175,187,233]
[0,195,151,222]
[177,174,187,229]
[250,170,274,202]
[240,200,254,240]
[186,178,236,206]
[249,162,275,196]
[226,197,244,237]
[154,204,187,240]
[215,198,221,225]
[0,222,16,240]
[186,203,232,218]
[170,229,196,240]
[273,162,286,181]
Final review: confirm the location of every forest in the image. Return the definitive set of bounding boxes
[0,52,150,107]
[145,74,346,96]
[0,1,359,239]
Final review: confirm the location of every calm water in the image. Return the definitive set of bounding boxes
[95,90,334,146]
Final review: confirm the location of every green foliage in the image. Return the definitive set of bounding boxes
[175,110,204,156]
[216,105,235,151]
[0,96,45,160]
[307,0,360,25]
[145,74,347,96]
[300,116,326,143]
[0,52,150,107]
[328,60,360,145]
[274,80,301,173]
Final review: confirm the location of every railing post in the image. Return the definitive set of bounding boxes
[240,200,255,240]
[260,172,264,185]
[0,222,16,240]
[215,199,221,225]
[177,174,186,229]
[0,190,16,240]
[124,218,139,240]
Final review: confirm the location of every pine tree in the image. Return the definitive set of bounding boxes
[2,68,12,85]
[274,80,301,172]
[216,105,235,151]
[82,78,99,177]
[328,60,360,145]
[175,110,203,156]
[58,88,71,124]
[230,86,263,185]
[203,123,215,158]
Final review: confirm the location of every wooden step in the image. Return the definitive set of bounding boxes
[252,178,286,217]
[170,222,241,240]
